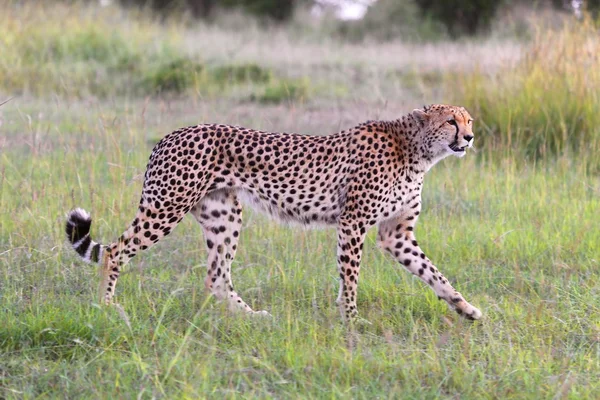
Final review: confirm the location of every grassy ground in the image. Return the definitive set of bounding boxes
[1,2,600,399]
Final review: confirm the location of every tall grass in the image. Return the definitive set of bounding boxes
[0,2,179,96]
[453,19,600,169]
[0,1,525,101]
[0,2,307,101]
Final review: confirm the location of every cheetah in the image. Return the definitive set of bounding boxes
[66,104,482,321]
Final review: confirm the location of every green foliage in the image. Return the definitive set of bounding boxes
[220,0,297,21]
[141,57,205,93]
[338,0,447,42]
[252,78,311,103]
[339,0,513,41]
[120,0,202,15]
[0,3,286,97]
[0,3,179,96]
[417,0,506,37]
[141,61,275,94]
[22,27,134,65]
[120,0,297,21]
[585,0,600,17]
[552,0,600,16]
[211,63,273,85]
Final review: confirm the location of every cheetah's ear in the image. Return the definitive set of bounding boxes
[411,109,429,128]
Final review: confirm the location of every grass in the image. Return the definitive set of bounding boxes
[251,78,311,104]
[1,1,599,399]
[1,96,599,399]
[453,19,600,168]
[0,2,302,100]
[0,2,176,97]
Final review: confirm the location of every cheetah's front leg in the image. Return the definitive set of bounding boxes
[377,216,482,320]
[335,222,367,321]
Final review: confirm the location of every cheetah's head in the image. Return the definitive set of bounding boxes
[411,104,474,162]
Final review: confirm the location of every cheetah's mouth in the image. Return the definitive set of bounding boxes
[448,142,468,155]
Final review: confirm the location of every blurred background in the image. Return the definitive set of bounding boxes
[1,0,599,164]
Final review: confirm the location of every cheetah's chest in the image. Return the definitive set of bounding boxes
[369,178,422,222]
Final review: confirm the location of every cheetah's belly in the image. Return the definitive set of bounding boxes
[235,187,343,227]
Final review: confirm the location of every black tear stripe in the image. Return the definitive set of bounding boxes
[452,122,459,147]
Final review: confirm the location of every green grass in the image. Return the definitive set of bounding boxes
[452,19,600,168]
[0,2,301,100]
[1,98,599,398]
[251,78,311,104]
[0,2,176,97]
[1,1,599,398]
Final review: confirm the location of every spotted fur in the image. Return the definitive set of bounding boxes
[65,104,481,320]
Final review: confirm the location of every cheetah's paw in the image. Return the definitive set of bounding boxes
[252,310,272,318]
[455,303,482,321]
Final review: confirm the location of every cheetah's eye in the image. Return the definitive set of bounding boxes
[447,120,458,127]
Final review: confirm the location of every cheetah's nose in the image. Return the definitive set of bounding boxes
[464,135,474,143]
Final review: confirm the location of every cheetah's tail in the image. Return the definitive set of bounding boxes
[65,208,106,264]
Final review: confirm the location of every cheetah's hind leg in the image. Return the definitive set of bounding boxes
[191,189,271,317]
[99,202,188,306]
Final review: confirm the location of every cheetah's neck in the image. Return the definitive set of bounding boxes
[387,116,452,173]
